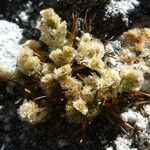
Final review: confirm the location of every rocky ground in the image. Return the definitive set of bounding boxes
[0,0,150,150]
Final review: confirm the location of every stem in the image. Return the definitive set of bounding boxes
[67,13,79,46]
[33,95,47,101]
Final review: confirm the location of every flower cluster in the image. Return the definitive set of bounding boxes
[1,8,149,125]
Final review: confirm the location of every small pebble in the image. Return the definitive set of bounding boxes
[19,133,25,140]
[0,106,3,110]
[19,11,29,22]
[3,117,10,123]
[58,139,69,149]
[5,135,11,143]
[4,124,11,131]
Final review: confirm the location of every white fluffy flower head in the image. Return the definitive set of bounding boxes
[120,66,144,92]
[78,33,104,59]
[54,64,72,79]
[18,100,48,124]
[38,8,67,49]
[73,98,88,115]
[17,46,41,75]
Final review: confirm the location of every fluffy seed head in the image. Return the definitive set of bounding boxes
[73,98,88,115]
[40,73,55,96]
[54,64,72,79]
[18,100,48,124]
[120,67,144,92]
[17,46,41,75]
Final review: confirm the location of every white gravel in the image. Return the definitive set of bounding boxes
[115,136,134,150]
[0,20,22,72]
[121,109,148,130]
[104,0,140,25]
[18,11,29,22]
